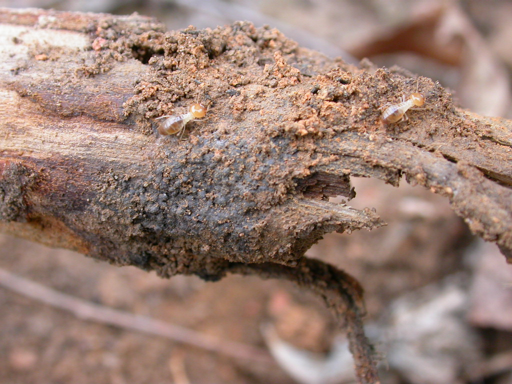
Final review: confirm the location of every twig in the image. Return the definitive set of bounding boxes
[0,267,273,365]
[227,258,381,384]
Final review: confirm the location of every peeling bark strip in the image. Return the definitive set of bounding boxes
[0,7,511,382]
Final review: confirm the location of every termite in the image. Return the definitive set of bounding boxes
[155,103,207,137]
[381,82,425,125]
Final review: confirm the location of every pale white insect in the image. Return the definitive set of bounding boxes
[381,92,425,125]
[381,79,426,125]
[155,103,207,137]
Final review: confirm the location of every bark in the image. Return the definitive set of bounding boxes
[1,8,512,383]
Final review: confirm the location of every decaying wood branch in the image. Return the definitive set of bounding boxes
[0,8,511,383]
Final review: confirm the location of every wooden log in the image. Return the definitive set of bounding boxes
[0,7,511,271]
[0,8,510,270]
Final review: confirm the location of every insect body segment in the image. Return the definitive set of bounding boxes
[382,92,425,125]
[156,103,207,136]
